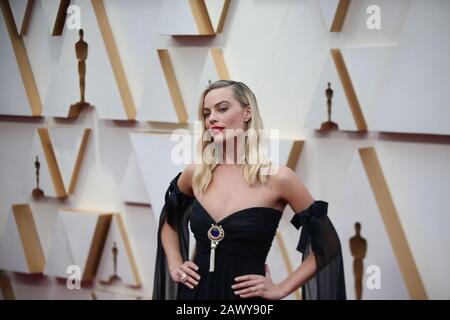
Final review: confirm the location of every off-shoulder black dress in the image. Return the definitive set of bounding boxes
[152,172,346,300]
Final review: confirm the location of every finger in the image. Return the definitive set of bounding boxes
[186,261,199,271]
[177,270,196,289]
[186,265,201,281]
[240,291,260,298]
[232,278,262,290]
[236,283,264,296]
[265,264,271,278]
[182,263,200,278]
[181,264,201,281]
[179,270,199,286]
[239,284,265,298]
[183,279,194,290]
[173,269,184,283]
[234,275,258,282]
[185,275,199,287]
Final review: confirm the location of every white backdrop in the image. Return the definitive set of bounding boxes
[1,0,450,299]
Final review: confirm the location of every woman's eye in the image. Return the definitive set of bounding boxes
[203,113,210,118]
[219,108,227,112]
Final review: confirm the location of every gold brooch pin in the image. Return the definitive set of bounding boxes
[207,224,224,272]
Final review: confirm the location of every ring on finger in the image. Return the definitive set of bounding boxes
[180,272,188,282]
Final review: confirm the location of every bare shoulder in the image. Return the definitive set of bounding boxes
[271,165,298,188]
[271,165,315,213]
[177,163,196,197]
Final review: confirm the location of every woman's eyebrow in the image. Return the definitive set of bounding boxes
[204,100,230,111]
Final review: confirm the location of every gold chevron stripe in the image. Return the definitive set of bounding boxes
[37,128,66,197]
[92,0,136,120]
[18,0,33,36]
[52,0,70,36]
[330,0,351,32]
[359,147,428,299]
[0,273,15,300]
[158,49,189,123]
[211,48,231,80]
[331,48,367,131]
[286,140,304,171]
[12,204,45,273]
[215,0,231,34]
[68,128,91,194]
[83,213,113,280]
[115,214,142,286]
[189,0,214,35]
[1,0,42,116]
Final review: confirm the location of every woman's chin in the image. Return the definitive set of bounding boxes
[211,134,238,144]
[210,132,225,141]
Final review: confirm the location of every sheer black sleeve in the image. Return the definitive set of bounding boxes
[152,172,195,300]
[290,200,346,300]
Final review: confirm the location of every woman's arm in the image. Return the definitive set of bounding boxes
[275,166,318,297]
[160,164,200,289]
[233,166,318,299]
[275,167,346,300]
[161,222,183,271]
[177,163,195,197]
[277,246,317,298]
[198,165,344,300]
[161,164,194,270]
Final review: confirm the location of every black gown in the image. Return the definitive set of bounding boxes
[152,172,346,300]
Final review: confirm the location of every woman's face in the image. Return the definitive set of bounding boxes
[203,86,251,143]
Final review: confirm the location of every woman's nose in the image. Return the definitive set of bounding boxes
[209,111,218,124]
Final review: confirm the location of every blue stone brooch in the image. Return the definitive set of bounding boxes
[207,224,224,272]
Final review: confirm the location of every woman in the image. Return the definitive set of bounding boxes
[153,80,346,300]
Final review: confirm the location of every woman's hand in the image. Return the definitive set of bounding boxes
[232,264,287,300]
[169,261,201,290]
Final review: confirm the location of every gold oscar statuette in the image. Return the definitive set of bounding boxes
[69,29,91,118]
[32,156,44,199]
[320,82,339,131]
[350,222,367,300]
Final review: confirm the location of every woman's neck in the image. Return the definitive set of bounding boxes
[220,136,245,164]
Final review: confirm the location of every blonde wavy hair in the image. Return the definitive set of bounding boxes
[192,80,274,195]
